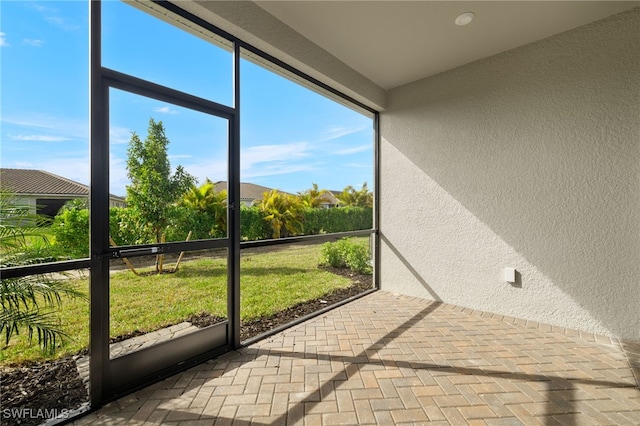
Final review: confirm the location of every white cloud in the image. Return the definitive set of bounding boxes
[172,142,317,183]
[238,143,319,180]
[242,163,317,179]
[153,106,178,115]
[30,3,81,31]
[109,154,129,196]
[241,142,310,170]
[13,161,35,168]
[333,144,371,155]
[180,159,228,185]
[321,125,367,142]
[2,116,52,129]
[2,113,88,140]
[116,154,230,190]
[11,134,70,142]
[345,162,372,169]
[110,126,132,145]
[23,39,44,47]
[45,14,80,32]
[0,32,9,47]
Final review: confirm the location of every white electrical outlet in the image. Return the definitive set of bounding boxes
[504,268,516,283]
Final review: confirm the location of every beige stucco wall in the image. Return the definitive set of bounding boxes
[380,9,640,341]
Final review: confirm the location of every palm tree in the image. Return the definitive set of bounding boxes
[337,182,373,208]
[180,179,228,234]
[0,191,85,353]
[257,189,304,238]
[298,183,329,208]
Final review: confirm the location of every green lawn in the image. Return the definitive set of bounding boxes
[1,243,353,365]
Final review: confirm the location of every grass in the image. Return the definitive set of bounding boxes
[0,243,353,365]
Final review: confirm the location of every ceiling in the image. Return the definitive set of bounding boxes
[255,1,639,90]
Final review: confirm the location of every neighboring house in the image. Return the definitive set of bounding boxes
[317,191,339,208]
[213,181,292,207]
[0,168,126,217]
[214,181,337,207]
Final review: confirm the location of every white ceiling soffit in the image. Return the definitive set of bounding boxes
[169,0,388,110]
[255,1,639,90]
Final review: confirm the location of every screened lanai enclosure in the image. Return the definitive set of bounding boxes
[0,1,377,422]
[4,1,638,424]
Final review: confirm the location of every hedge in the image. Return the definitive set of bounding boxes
[303,207,372,235]
[52,205,373,258]
[240,207,272,241]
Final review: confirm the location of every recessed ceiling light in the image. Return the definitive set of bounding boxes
[455,12,475,26]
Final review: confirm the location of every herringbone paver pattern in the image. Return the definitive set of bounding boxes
[76,291,640,425]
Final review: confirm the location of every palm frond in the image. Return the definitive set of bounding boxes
[0,190,85,353]
[0,307,67,354]
[1,276,86,312]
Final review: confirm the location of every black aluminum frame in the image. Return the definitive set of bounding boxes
[97,79,237,399]
[0,0,380,417]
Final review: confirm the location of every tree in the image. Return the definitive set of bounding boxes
[0,191,85,353]
[126,118,196,251]
[298,183,329,209]
[257,190,304,239]
[180,179,227,236]
[337,182,373,208]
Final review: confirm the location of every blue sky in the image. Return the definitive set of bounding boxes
[1,1,373,197]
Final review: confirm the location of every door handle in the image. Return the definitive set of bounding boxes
[113,247,162,258]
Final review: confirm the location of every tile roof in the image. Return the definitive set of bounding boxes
[318,191,339,205]
[1,168,89,196]
[214,181,292,202]
[0,168,125,201]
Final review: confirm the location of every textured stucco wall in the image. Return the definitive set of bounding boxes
[380,9,640,341]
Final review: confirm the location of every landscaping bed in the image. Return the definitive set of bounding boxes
[241,267,372,341]
[0,357,88,426]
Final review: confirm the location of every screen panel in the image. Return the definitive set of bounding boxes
[240,239,373,342]
[1,1,91,262]
[239,48,374,243]
[108,248,228,359]
[102,0,233,106]
[108,88,229,245]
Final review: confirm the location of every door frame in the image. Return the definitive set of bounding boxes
[89,1,241,403]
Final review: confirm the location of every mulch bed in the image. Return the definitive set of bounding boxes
[0,357,88,426]
[0,267,372,424]
[241,267,372,341]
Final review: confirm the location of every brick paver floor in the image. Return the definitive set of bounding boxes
[75,291,640,425]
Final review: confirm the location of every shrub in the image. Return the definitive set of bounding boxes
[320,238,372,274]
[110,207,153,246]
[51,201,90,258]
[343,242,372,274]
[320,240,347,269]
